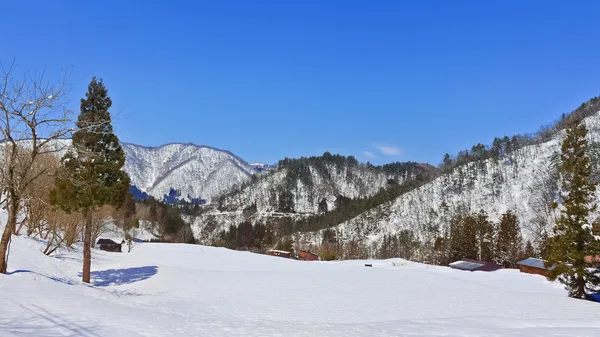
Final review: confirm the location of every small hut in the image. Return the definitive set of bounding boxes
[516,258,553,277]
[449,258,501,272]
[298,250,319,261]
[96,239,122,253]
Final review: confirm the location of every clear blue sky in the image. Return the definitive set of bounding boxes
[3,0,600,165]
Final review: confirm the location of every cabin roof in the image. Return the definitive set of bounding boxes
[96,238,120,245]
[449,258,501,271]
[267,249,291,254]
[517,258,554,270]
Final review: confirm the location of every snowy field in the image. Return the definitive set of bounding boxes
[1,236,599,337]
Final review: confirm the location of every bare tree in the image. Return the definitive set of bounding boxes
[42,211,83,256]
[90,205,117,247]
[0,64,74,273]
[525,156,560,248]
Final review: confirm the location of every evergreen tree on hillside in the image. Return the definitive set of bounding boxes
[449,214,477,261]
[546,119,600,298]
[50,78,130,284]
[475,210,495,261]
[523,240,535,259]
[495,211,522,268]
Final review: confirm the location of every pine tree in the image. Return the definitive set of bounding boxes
[495,211,522,268]
[546,119,600,299]
[441,153,453,171]
[523,240,535,259]
[449,214,477,261]
[50,78,130,284]
[475,210,495,261]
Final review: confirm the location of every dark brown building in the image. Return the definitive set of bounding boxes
[96,239,122,252]
[298,250,319,261]
[516,258,552,277]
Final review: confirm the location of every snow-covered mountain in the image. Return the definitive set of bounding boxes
[248,162,274,173]
[121,143,257,202]
[2,140,259,203]
[189,156,437,243]
[188,98,600,251]
[292,107,600,250]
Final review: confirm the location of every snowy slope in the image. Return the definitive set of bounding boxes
[190,161,434,243]
[295,110,600,248]
[122,143,256,202]
[1,234,599,336]
[2,140,259,202]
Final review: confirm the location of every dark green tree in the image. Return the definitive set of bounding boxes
[495,211,522,268]
[50,77,130,284]
[523,240,535,259]
[448,214,477,261]
[546,119,600,298]
[475,210,495,261]
[441,153,453,171]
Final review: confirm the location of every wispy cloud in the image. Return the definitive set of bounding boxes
[375,145,402,156]
[362,151,378,159]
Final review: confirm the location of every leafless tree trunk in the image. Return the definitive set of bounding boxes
[0,63,74,274]
[525,159,560,248]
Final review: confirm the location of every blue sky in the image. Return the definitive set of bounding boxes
[3,0,600,165]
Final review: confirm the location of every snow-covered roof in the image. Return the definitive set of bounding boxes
[517,258,553,270]
[449,258,501,271]
[449,260,484,271]
[267,249,291,254]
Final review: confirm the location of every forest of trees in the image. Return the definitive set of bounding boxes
[217,151,438,213]
[214,207,535,266]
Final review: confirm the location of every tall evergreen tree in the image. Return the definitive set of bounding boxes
[546,119,600,298]
[50,78,130,284]
[475,210,495,261]
[495,211,522,268]
[448,214,477,261]
[523,240,536,259]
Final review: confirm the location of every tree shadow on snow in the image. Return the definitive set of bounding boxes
[5,304,101,337]
[8,270,74,285]
[78,266,158,287]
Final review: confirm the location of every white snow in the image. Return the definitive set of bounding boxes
[1,233,599,336]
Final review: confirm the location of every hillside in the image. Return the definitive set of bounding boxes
[122,143,257,202]
[2,140,260,203]
[1,234,599,336]
[188,155,437,243]
[293,105,600,252]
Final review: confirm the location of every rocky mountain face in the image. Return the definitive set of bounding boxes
[188,154,437,243]
[10,141,260,203]
[121,143,257,203]
[292,104,600,252]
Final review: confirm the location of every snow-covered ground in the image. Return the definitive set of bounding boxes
[1,236,599,337]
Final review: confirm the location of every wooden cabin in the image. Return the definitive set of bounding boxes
[96,239,122,253]
[516,258,552,277]
[298,250,319,261]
